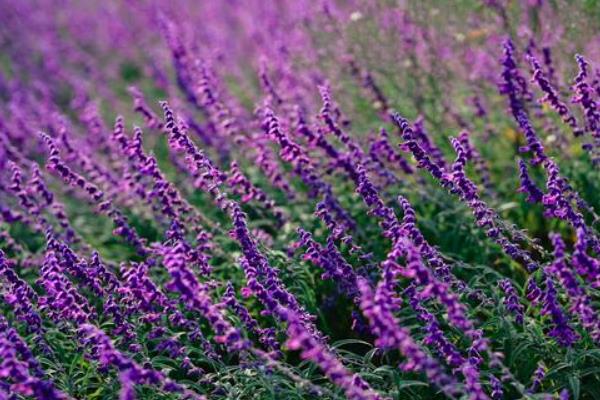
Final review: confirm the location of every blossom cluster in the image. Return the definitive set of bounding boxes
[0,2,599,400]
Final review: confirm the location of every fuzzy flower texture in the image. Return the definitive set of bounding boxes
[0,2,600,400]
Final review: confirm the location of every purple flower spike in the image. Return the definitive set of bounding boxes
[548,233,600,343]
[517,159,543,203]
[498,279,525,325]
[528,54,583,137]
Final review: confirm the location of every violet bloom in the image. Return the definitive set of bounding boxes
[222,282,281,356]
[572,228,600,287]
[366,139,402,187]
[357,277,458,397]
[37,237,94,325]
[7,161,36,216]
[457,131,494,196]
[128,86,163,130]
[230,202,319,338]
[297,227,360,299]
[547,233,600,343]
[413,117,447,169]
[160,101,230,209]
[79,324,205,400]
[528,363,545,393]
[517,159,543,203]
[0,316,44,378]
[161,17,240,145]
[236,255,382,399]
[461,363,490,400]
[396,238,490,396]
[572,55,600,134]
[498,279,524,324]
[541,47,556,85]
[526,278,543,306]
[118,260,215,354]
[0,317,66,400]
[40,132,148,256]
[542,160,585,227]
[471,96,488,118]
[499,39,533,113]
[252,137,297,198]
[447,136,538,270]
[540,272,579,347]
[226,160,285,225]
[279,304,383,400]
[29,163,78,244]
[380,230,487,397]
[354,164,402,240]
[391,112,449,185]
[258,59,283,106]
[499,39,546,165]
[51,113,121,195]
[292,107,363,183]
[528,54,583,137]
[291,112,401,251]
[541,160,600,254]
[0,251,43,334]
[405,285,465,368]
[500,44,600,250]
[158,14,197,106]
[369,128,414,175]
[111,119,203,247]
[489,375,503,399]
[162,241,249,352]
[290,106,402,242]
[398,196,489,303]
[260,105,355,233]
[318,85,364,158]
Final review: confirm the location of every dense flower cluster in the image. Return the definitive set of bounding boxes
[0,316,66,400]
[0,1,599,399]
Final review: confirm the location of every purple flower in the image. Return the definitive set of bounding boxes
[226,160,285,225]
[161,241,249,352]
[160,101,230,209]
[296,228,360,299]
[357,277,457,397]
[260,105,355,233]
[391,112,449,185]
[528,363,546,393]
[369,128,413,176]
[498,279,524,325]
[405,285,465,368]
[281,305,383,400]
[548,233,600,343]
[40,133,148,255]
[79,324,204,399]
[128,86,163,130]
[572,228,600,287]
[230,202,320,339]
[457,131,494,196]
[489,375,503,399]
[413,117,447,169]
[222,282,281,356]
[572,55,600,132]
[540,273,579,347]
[0,316,66,400]
[528,54,582,137]
[0,251,43,334]
[517,159,543,203]
[499,39,546,165]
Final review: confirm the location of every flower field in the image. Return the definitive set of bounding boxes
[1,1,600,399]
